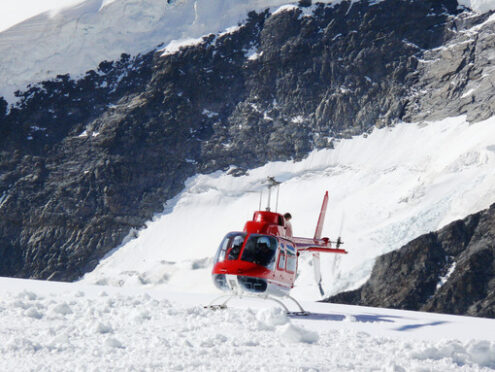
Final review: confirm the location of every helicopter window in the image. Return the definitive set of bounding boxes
[286,245,296,273]
[215,233,246,263]
[278,247,286,270]
[241,235,277,269]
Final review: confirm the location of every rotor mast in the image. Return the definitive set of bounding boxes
[264,177,281,212]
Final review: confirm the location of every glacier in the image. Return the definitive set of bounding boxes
[0,0,347,103]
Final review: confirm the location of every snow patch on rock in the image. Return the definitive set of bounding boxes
[458,0,495,13]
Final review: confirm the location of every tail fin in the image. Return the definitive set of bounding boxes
[314,191,329,239]
[313,191,329,297]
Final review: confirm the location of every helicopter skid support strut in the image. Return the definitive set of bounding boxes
[205,293,308,316]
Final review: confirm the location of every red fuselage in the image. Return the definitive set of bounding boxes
[212,211,299,296]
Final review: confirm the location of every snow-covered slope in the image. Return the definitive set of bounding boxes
[1,277,495,371]
[82,116,495,301]
[459,0,495,13]
[0,0,342,102]
[0,0,85,32]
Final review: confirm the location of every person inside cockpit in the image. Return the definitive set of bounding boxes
[256,237,273,267]
[228,235,244,260]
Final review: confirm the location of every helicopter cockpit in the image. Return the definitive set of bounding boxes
[214,232,278,270]
[214,232,246,262]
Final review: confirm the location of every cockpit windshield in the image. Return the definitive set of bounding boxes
[241,234,277,270]
[214,232,246,263]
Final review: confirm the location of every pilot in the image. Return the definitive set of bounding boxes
[256,237,273,267]
[228,235,244,260]
[284,213,293,237]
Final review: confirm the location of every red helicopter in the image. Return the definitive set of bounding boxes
[209,177,347,314]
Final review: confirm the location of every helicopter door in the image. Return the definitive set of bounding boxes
[275,244,287,285]
[277,245,286,271]
[285,244,297,286]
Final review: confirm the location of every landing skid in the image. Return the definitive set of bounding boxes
[205,293,308,315]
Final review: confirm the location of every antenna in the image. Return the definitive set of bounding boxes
[336,212,345,248]
[265,177,281,211]
[275,184,280,212]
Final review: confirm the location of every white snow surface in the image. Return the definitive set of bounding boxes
[1,277,495,371]
[0,0,85,32]
[83,116,495,301]
[459,0,495,13]
[0,0,344,103]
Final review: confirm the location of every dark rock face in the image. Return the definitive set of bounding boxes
[327,203,495,318]
[0,0,490,281]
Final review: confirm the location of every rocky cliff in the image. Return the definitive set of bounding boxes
[327,203,495,318]
[0,0,494,280]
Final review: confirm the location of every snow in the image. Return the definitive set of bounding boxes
[2,118,495,371]
[436,262,457,290]
[0,0,85,32]
[245,46,263,61]
[0,0,344,103]
[0,192,7,207]
[1,277,495,371]
[160,37,206,57]
[202,109,219,118]
[272,4,298,15]
[459,0,495,13]
[462,88,476,98]
[291,115,305,123]
[83,115,495,302]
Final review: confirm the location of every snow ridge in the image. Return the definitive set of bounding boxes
[0,0,343,102]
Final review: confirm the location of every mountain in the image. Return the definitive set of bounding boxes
[2,1,495,369]
[1,0,495,295]
[327,202,495,318]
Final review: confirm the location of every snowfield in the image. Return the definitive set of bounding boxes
[1,277,495,371]
[0,0,345,103]
[83,116,495,301]
[3,0,495,103]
